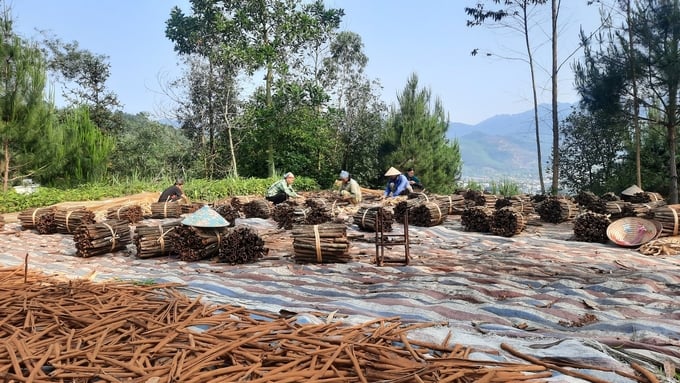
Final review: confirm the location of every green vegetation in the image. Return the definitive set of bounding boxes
[0,176,320,214]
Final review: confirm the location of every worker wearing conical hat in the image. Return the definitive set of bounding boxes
[382,167,411,199]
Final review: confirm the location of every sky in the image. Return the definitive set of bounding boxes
[10,0,609,125]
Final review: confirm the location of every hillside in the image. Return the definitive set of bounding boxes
[448,103,574,180]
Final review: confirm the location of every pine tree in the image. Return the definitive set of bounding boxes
[382,73,461,194]
[0,8,54,191]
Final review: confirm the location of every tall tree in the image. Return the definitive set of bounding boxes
[49,107,114,185]
[381,73,461,194]
[321,31,385,185]
[238,77,334,181]
[41,37,122,134]
[634,0,680,203]
[575,0,680,202]
[166,0,344,177]
[171,56,240,179]
[557,108,628,194]
[0,7,55,191]
[466,0,548,194]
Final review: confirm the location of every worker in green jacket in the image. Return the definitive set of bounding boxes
[266,172,300,205]
[337,170,362,204]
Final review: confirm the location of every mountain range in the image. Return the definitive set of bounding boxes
[447,103,575,180]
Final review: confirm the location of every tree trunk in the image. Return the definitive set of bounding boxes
[667,84,679,204]
[224,96,238,178]
[522,4,545,195]
[550,0,560,195]
[626,0,642,188]
[266,63,275,177]
[3,138,8,192]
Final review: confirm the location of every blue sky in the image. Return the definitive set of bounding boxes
[11,1,606,125]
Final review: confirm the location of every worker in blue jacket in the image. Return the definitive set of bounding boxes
[382,167,411,198]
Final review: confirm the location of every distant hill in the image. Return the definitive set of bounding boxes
[447,103,575,180]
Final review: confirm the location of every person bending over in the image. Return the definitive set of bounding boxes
[337,170,362,204]
[382,167,411,198]
[266,172,300,205]
[159,178,188,203]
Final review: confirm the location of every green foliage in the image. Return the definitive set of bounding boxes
[461,179,483,192]
[45,107,115,186]
[41,37,122,134]
[0,176,319,213]
[380,73,461,194]
[574,0,680,202]
[557,109,628,195]
[109,113,192,180]
[457,178,521,196]
[487,179,521,197]
[166,0,344,177]
[238,79,338,181]
[0,16,57,189]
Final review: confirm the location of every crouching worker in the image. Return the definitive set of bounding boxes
[382,167,411,199]
[159,178,189,203]
[266,172,300,205]
[337,170,362,204]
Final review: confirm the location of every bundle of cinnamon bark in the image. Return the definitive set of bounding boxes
[292,224,351,263]
[534,196,579,223]
[490,207,525,237]
[217,226,268,264]
[17,207,56,232]
[573,211,610,243]
[432,194,466,215]
[105,204,144,223]
[648,204,680,237]
[73,219,131,257]
[54,207,96,234]
[410,201,446,227]
[134,220,182,259]
[243,199,274,219]
[272,200,333,230]
[213,203,239,227]
[461,206,492,233]
[149,201,183,218]
[393,198,422,223]
[354,206,393,232]
[495,194,534,215]
[169,225,228,261]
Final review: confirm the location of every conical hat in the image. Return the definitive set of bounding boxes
[181,205,229,228]
[606,217,660,247]
[384,167,401,176]
[621,184,644,196]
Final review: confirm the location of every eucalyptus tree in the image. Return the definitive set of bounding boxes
[166,0,344,178]
[171,56,240,179]
[322,31,385,186]
[381,73,462,194]
[41,37,123,135]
